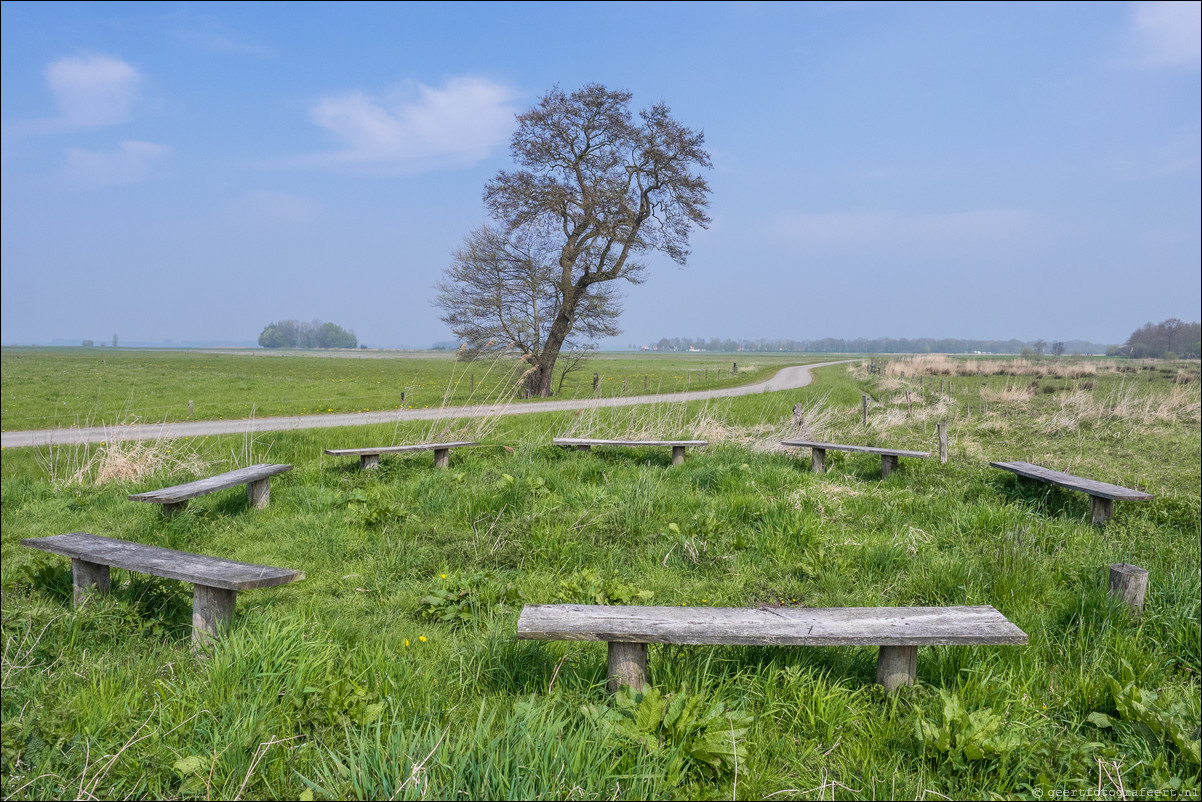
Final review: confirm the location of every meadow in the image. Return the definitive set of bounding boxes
[0,348,816,432]
[1,353,1199,800]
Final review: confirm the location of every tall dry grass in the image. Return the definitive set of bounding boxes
[864,354,1119,379]
[34,421,209,487]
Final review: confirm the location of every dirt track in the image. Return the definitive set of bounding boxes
[0,360,853,448]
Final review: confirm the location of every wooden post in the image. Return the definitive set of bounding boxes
[1089,495,1114,525]
[811,447,827,473]
[705,369,708,380]
[643,375,648,391]
[671,446,686,466]
[361,454,380,470]
[247,478,271,509]
[593,373,599,391]
[732,362,737,374]
[188,400,194,418]
[937,422,948,464]
[881,454,899,478]
[862,394,868,424]
[1108,563,1148,613]
[433,448,450,469]
[400,391,406,406]
[193,584,237,647]
[71,558,111,605]
[876,645,917,692]
[607,641,648,693]
[906,389,911,414]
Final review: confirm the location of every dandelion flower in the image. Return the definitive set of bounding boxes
[419,635,427,642]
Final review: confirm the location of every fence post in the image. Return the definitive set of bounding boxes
[862,394,868,424]
[937,422,948,463]
[593,373,599,391]
[188,400,194,418]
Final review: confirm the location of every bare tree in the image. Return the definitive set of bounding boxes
[1051,341,1066,357]
[438,84,712,397]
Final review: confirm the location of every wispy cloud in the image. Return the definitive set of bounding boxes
[768,208,1046,256]
[60,141,170,186]
[45,54,143,128]
[1129,1,1201,68]
[298,76,520,173]
[172,28,276,58]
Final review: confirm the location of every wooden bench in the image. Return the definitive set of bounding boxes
[128,463,292,515]
[990,460,1153,524]
[552,438,708,466]
[781,440,929,478]
[324,441,481,470]
[517,604,1027,693]
[21,532,304,646]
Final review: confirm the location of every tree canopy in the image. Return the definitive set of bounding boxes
[1108,318,1201,359]
[258,319,357,349]
[435,83,712,396]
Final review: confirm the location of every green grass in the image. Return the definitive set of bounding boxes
[1,358,1198,799]
[0,347,822,431]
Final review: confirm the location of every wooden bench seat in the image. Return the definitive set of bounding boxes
[518,604,1026,692]
[552,438,708,466]
[324,441,481,470]
[128,463,292,515]
[21,533,304,645]
[782,440,929,478]
[990,460,1153,524]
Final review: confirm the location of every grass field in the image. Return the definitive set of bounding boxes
[1,355,1199,800]
[0,348,818,431]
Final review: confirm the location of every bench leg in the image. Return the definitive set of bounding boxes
[811,447,826,473]
[876,645,917,692]
[671,445,686,466]
[193,584,237,647]
[881,454,899,479]
[162,501,188,517]
[433,448,450,469]
[71,558,111,605]
[1089,495,1113,525]
[607,641,648,693]
[576,444,592,452]
[247,478,271,509]
[360,454,380,470]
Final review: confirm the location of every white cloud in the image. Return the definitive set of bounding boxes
[60,141,170,186]
[303,76,520,172]
[768,208,1045,256]
[45,54,142,128]
[1130,1,1201,68]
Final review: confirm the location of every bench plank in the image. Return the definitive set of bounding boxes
[324,441,481,457]
[21,533,304,591]
[517,604,1027,647]
[128,464,292,505]
[990,461,1153,501]
[782,441,930,459]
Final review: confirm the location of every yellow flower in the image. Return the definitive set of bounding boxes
[419,635,427,642]
[441,574,447,579]
[404,638,410,647]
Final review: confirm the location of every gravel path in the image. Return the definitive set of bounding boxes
[1,360,853,448]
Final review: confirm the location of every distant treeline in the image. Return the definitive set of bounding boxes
[1108,319,1200,359]
[258,319,358,349]
[648,337,1109,354]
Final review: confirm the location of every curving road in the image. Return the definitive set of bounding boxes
[0,360,853,448]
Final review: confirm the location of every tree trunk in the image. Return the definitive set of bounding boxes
[532,284,584,397]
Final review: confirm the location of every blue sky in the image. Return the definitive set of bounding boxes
[2,1,1199,348]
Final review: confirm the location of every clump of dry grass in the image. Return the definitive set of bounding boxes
[1041,382,1201,434]
[35,427,209,487]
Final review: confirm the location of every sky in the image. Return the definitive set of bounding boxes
[2,1,1199,349]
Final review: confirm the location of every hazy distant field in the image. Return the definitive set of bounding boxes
[0,348,821,431]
